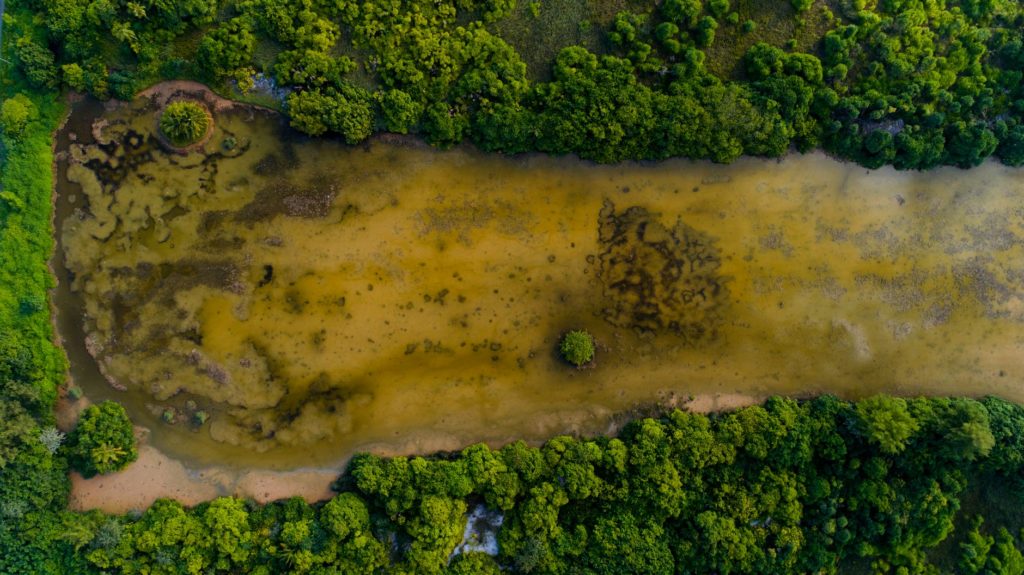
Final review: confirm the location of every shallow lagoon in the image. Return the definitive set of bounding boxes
[55,89,1024,469]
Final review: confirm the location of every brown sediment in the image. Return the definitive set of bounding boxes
[65,409,343,513]
[48,95,75,402]
[139,81,281,155]
[137,82,239,154]
[69,445,224,513]
[137,80,265,114]
[67,443,342,513]
[683,393,761,413]
[54,394,90,433]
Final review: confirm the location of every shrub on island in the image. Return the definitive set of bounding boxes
[160,101,210,147]
[560,329,595,367]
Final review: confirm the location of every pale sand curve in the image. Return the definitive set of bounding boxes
[69,444,340,513]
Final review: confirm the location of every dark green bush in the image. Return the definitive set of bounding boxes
[14,38,57,89]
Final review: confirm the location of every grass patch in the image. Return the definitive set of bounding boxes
[252,36,285,75]
[333,38,380,92]
[703,0,837,78]
[491,0,647,81]
[927,473,1024,571]
[171,27,207,62]
[491,0,601,81]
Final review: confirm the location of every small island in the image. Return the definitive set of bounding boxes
[158,100,212,149]
[560,329,595,368]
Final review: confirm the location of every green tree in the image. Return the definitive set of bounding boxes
[0,399,37,470]
[958,517,1024,575]
[14,38,57,89]
[661,0,702,28]
[1,95,36,142]
[855,395,920,455]
[61,63,87,92]
[197,18,256,83]
[995,123,1024,166]
[946,121,998,168]
[559,330,595,367]
[585,513,675,575]
[287,86,374,144]
[66,401,137,477]
[318,493,388,573]
[377,89,423,134]
[274,50,355,88]
[405,495,467,574]
[446,552,502,574]
[941,400,996,462]
[202,497,253,571]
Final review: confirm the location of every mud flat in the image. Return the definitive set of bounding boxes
[53,85,1024,476]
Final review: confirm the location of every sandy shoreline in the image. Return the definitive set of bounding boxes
[65,392,759,513]
[67,445,339,512]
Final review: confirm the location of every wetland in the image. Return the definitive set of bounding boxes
[55,85,1024,471]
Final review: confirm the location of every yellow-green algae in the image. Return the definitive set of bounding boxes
[56,94,1024,468]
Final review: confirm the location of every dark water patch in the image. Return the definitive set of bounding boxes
[258,265,274,288]
[154,260,246,295]
[253,146,300,176]
[235,180,340,222]
[597,201,727,343]
[198,210,230,234]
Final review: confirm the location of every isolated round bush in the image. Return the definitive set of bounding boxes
[67,400,137,477]
[160,100,210,146]
[560,330,595,367]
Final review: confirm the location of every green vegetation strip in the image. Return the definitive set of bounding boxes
[0,6,71,574]
[3,393,1024,574]
[6,0,1024,168]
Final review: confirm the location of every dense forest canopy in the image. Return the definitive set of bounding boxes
[4,0,1024,167]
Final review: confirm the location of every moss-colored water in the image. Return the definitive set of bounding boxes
[55,93,1024,469]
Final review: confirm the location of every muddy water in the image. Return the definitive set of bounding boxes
[55,94,1024,470]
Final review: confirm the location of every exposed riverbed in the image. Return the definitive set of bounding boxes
[54,85,1024,476]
